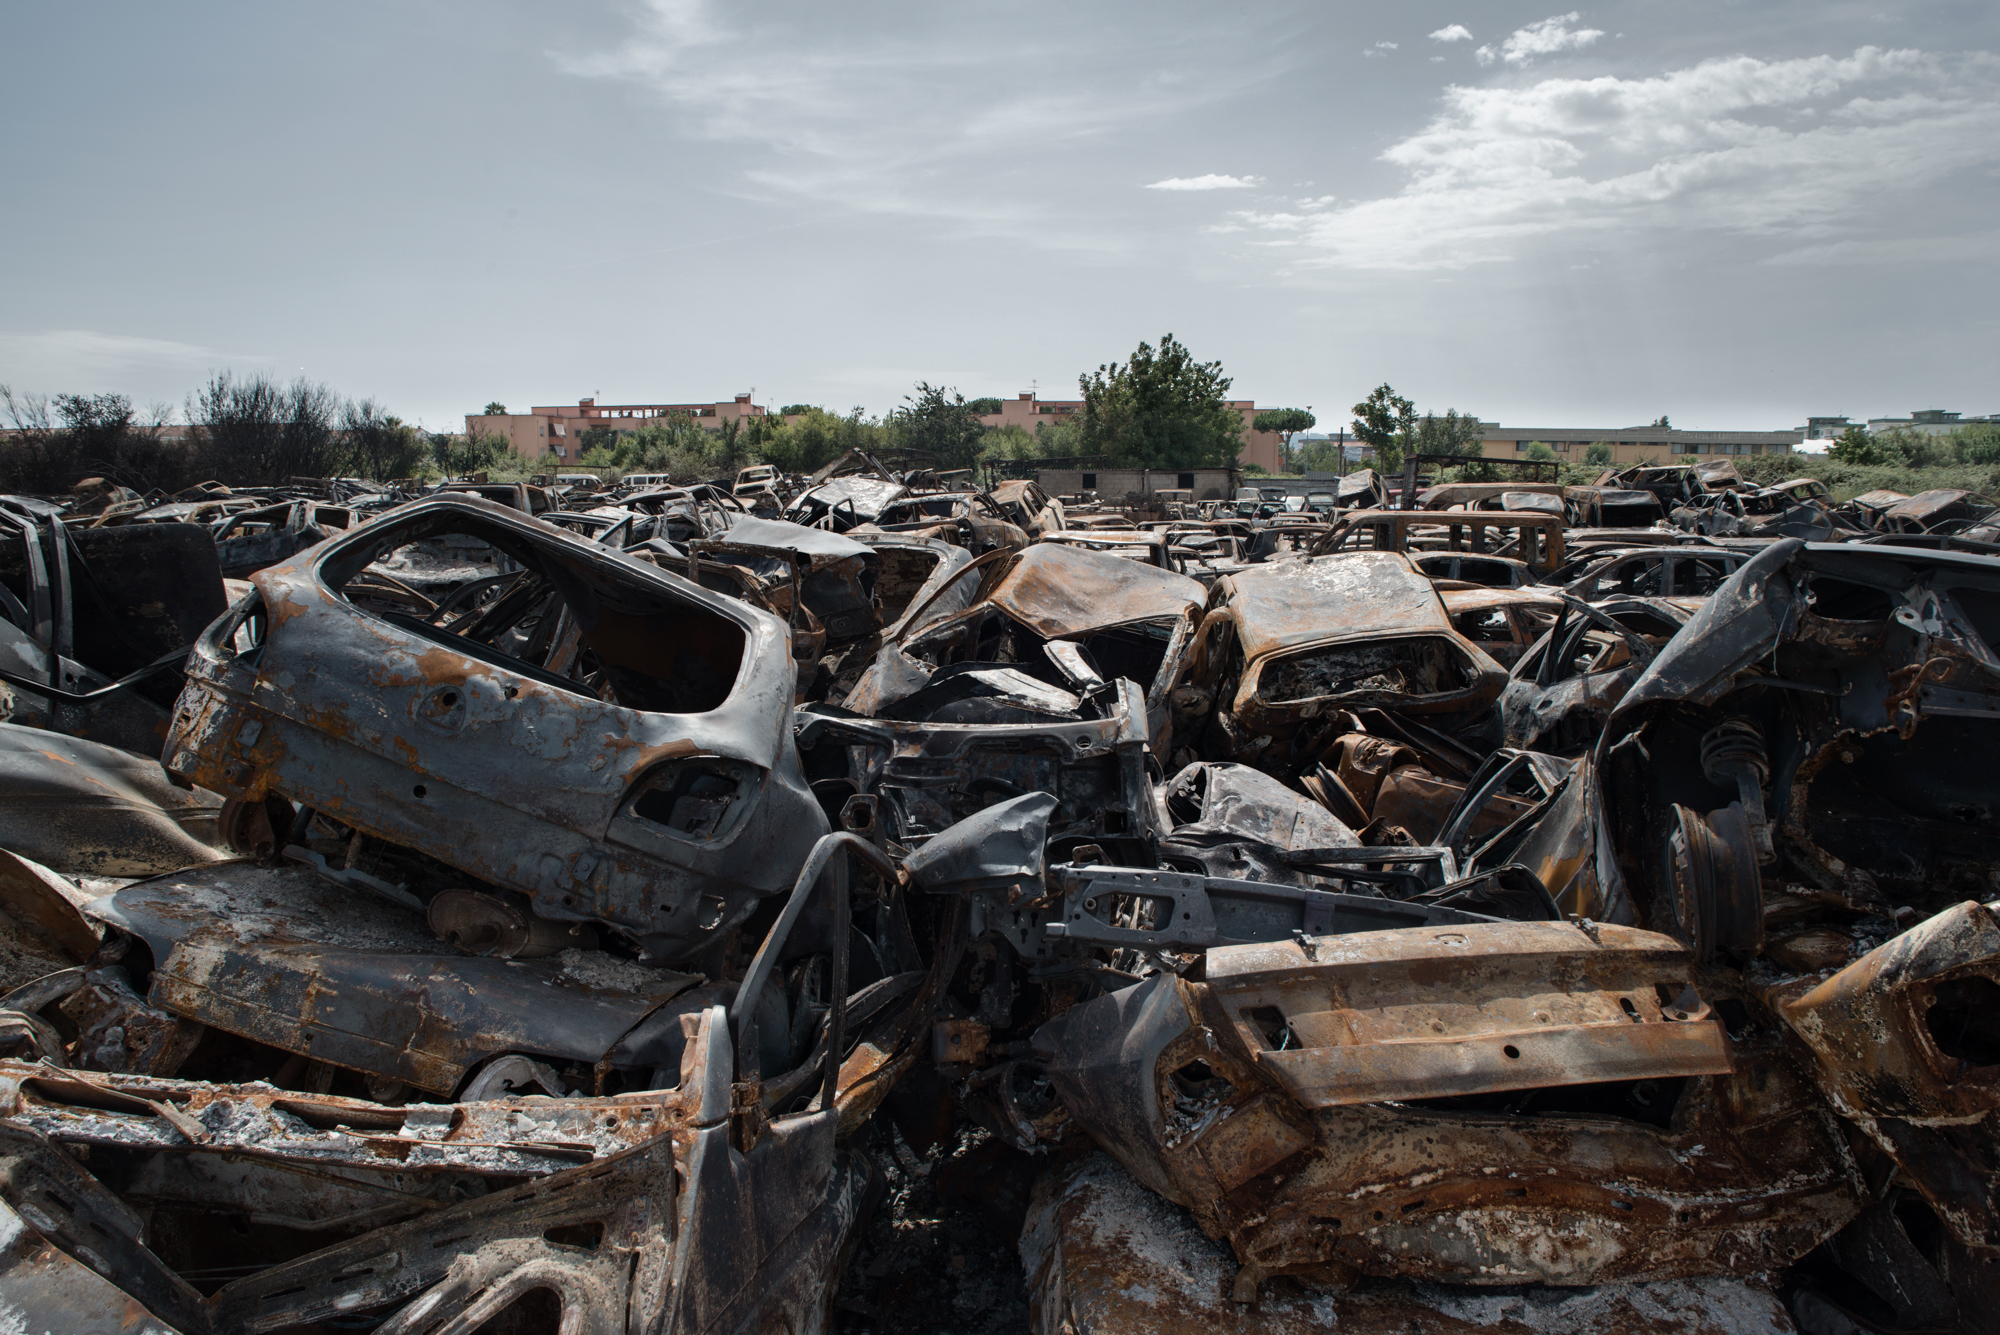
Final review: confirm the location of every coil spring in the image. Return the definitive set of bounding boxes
[1700,717,1768,789]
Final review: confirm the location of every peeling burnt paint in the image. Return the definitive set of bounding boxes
[161,495,830,962]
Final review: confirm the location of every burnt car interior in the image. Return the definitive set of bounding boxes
[321,506,748,713]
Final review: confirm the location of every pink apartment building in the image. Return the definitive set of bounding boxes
[466,395,768,462]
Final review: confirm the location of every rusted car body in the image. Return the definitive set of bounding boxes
[1034,529,1179,572]
[211,500,354,578]
[1601,463,1707,512]
[1420,482,1567,512]
[1174,553,1509,775]
[1310,508,1567,574]
[689,514,884,644]
[1034,921,1859,1297]
[1600,539,2000,957]
[161,494,828,964]
[1557,544,1756,602]
[1410,550,1536,587]
[1879,487,1999,535]
[862,491,1028,555]
[1438,584,1564,667]
[987,478,1067,537]
[0,513,229,756]
[1564,486,1665,528]
[0,983,875,1333]
[1334,468,1387,511]
[1025,1151,1805,1335]
[1499,595,1692,751]
[785,475,909,532]
[842,530,977,642]
[865,540,1205,741]
[798,676,1161,864]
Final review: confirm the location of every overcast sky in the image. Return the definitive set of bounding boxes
[4,1,1996,432]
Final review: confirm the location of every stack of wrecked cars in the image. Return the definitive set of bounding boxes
[0,468,1994,1335]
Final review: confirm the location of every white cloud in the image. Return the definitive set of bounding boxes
[1430,56,1446,63]
[556,0,1273,240]
[1226,48,2000,271]
[1364,40,1398,58]
[1475,12,1604,66]
[1146,174,1262,191]
[1429,24,1473,43]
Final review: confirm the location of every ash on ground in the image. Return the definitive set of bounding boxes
[835,1125,1036,1335]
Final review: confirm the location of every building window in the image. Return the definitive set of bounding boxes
[1081,473,1096,489]
[1178,472,1195,489]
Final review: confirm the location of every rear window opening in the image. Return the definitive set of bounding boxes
[323,513,745,715]
[1260,637,1478,703]
[1453,609,1515,643]
[878,498,966,524]
[1585,560,1667,599]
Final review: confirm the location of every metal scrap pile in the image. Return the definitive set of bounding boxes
[0,453,1995,1335]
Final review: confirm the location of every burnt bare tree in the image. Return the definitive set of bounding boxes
[187,373,346,486]
[0,385,189,493]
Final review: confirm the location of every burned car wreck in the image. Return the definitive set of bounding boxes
[0,485,1996,1334]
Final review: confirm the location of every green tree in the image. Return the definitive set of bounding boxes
[980,423,1042,464]
[342,399,427,480]
[1522,441,1558,462]
[1031,416,1088,457]
[430,430,510,478]
[1076,334,1243,468]
[1583,441,1615,467]
[1351,384,1415,476]
[1252,407,1317,473]
[965,397,1003,416]
[756,407,883,475]
[1411,409,1484,458]
[896,382,989,471]
[778,404,815,417]
[1827,424,1887,465]
[1953,423,2000,465]
[1882,426,1952,468]
[483,401,507,416]
[1653,416,1672,428]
